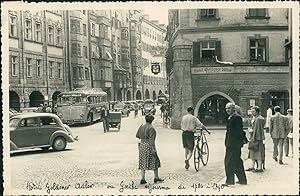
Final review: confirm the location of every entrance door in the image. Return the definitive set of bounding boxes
[270,91,289,114]
[198,95,230,125]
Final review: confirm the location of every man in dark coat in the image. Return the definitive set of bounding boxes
[101,105,110,133]
[223,102,247,186]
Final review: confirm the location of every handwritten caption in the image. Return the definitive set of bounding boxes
[26,180,224,193]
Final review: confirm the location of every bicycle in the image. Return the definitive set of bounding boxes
[194,129,211,172]
[163,111,170,124]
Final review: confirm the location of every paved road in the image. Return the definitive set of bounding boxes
[9,107,240,194]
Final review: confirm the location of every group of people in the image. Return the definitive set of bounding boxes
[135,102,293,187]
[37,104,55,113]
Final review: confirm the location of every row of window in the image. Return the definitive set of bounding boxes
[70,19,111,39]
[143,75,165,85]
[73,66,90,80]
[192,38,287,64]
[10,56,63,79]
[10,15,62,45]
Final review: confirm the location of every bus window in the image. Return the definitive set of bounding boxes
[60,96,71,105]
[72,96,84,104]
[87,97,93,104]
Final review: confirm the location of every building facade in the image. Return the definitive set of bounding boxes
[9,10,68,110]
[141,15,167,101]
[166,8,290,128]
[8,9,168,110]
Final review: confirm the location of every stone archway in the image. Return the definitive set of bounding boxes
[136,90,142,100]
[153,91,157,100]
[145,89,150,99]
[126,90,131,101]
[52,91,61,106]
[195,91,235,125]
[9,91,20,111]
[29,91,44,107]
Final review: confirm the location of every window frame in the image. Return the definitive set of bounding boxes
[57,62,62,79]
[26,58,32,77]
[35,22,42,42]
[246,9,270,19]
[10,15,17,37]
[56,28,62,45]
[49,61,54,78]
[25,19,33,40]
[196,9,219,21]
[248,37,268,63]
[36,59,42,78]
[11,56,18,76]
[83,23,87,36]
[48,26,54,44]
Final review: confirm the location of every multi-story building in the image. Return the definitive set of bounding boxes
[130,10,143,100]
[140,15,167,100]
[9,10,68,110]
[8,9,169,110]
[166,8,290,129]
[92,10,113,100]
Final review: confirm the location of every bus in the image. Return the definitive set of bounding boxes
[56,88,108,124]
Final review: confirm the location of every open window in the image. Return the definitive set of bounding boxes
[192,40,221,64]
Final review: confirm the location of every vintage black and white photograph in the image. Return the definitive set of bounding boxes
[2,1,299,195]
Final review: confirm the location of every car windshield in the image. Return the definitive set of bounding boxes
[10,118,20,128]
[144,103,153,108]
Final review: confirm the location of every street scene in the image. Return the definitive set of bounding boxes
[3,2,299,195]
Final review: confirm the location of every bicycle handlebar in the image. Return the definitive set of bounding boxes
[195,129,211,135]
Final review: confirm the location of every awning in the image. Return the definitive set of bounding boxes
[106,51,113,60]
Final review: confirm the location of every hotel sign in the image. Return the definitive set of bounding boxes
[192,67,234,74]
[191,66,289,75]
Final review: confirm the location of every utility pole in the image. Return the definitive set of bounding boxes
[87,10,94,88]
[65,10,72,91]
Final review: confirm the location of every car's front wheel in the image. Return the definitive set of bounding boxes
[52,137,67,151]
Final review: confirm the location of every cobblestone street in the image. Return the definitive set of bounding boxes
[9,107,297,194]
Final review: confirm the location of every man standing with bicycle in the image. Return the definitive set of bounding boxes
[223,102,247,186]
[181,106,209,170]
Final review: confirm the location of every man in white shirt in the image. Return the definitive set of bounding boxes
[265,105,273,133]
[181,106,208,169]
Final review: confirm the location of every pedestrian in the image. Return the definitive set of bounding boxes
[223,102,248,186]
[134,104,139,118]
[37,104,44,112]
[284,109,293,157]
[101,106,110,133]
[265,105,273,133]
[181,106,209,170]
[245,106,265,172]
[136,115,164,185]
[270,106,289,164]
[160,104,165,118]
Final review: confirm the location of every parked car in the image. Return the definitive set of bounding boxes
[129,101,138,110]
[142,99,156,116]
[10,113,78,153]
[113,102,130,117]
[123,101,133,111]
[9,108,19,118]
[136,100,144,109]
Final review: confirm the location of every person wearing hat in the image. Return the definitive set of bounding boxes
[270,106,289,164]
[284,109,293,157]
[180,106,209,170]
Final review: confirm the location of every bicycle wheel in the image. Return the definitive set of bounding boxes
[200,142,209,166]
[194,145,201,172]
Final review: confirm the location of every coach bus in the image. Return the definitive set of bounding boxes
[56,88,108,124]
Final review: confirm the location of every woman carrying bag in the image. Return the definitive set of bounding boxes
[246,106,266,172]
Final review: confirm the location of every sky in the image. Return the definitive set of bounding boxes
[142,7,169,25]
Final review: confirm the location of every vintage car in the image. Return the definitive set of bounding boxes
[142,99,156,116]
[113,102,130,117]
[10,113,78,153]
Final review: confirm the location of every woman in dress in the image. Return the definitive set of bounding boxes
[136,115,164,184]
[246,106,266,172]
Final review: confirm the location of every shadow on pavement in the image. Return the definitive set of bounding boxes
[10,148,73,157]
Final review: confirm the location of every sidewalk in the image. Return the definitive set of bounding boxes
[216,134,298,195]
